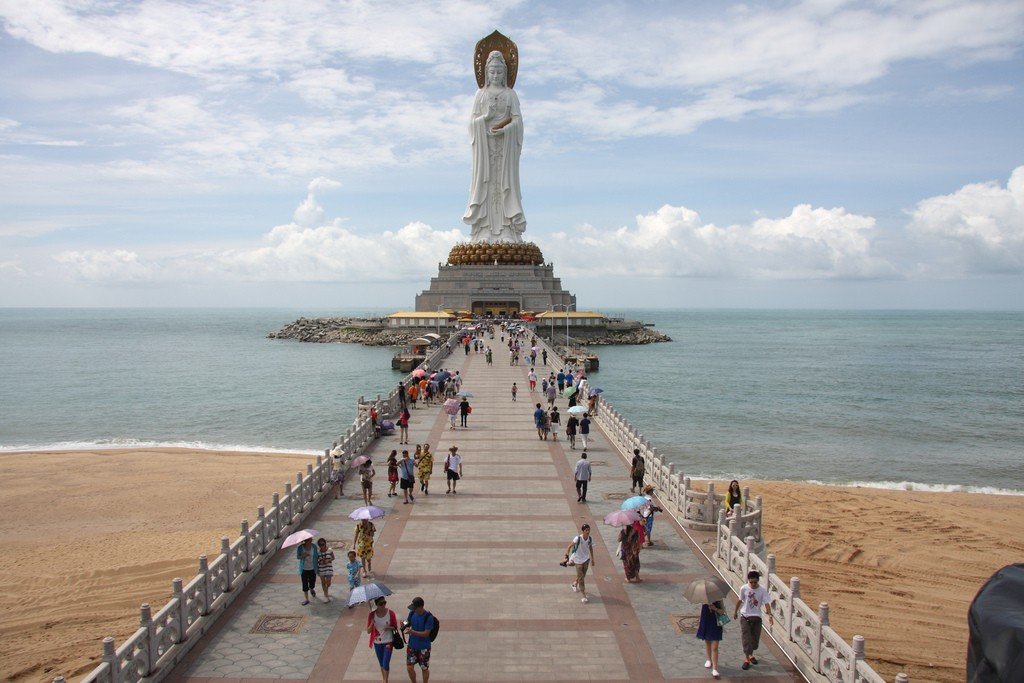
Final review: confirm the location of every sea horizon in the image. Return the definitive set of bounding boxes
[2,307,1021,494]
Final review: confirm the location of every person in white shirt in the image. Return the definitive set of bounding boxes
[573,452,592,503]
[733,570,775,670]
[564,524,595,604]
[444,446,463,494]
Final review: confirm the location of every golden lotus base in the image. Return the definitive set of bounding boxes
[447,241,544,266]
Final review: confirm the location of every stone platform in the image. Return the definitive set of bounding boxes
[414,262,575,317]
[167,349,801,682]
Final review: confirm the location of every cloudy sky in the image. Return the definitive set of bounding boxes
[1,0,1022,309]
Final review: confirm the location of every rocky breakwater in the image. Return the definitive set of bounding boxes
[267,317,418,346]
[575,327,671,345]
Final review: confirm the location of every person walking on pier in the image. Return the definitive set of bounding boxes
[511,382,518,401]
[641,486,663,547]
[354,519,377,579]
[528,368,537,391]
[557,369,565,393]
[316,538,335,603]
[366,596,399,683]
[387,450,399,498]
[417,444,434,495]
[565,523,595,604]
[565,414,578,449]
[345,549,362,591]
[618,521,644,583]
[360,458,376,506]
[400,450,416,504]
[534,403,546,439]
[485,347,492,365]
[696,598,726,679]
[630,449,645,493]
[734,570,774,670]
[297,537,320,605]
[399,409,411,444]
[574,452,592,503]
[549,405,561,441]
[444,446,463,494]
[542,348,548,366]
[403,596,437,683]
[545,381,557,408]
[459,397,471,428]
[579,414,591,449]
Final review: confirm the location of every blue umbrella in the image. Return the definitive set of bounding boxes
[347,581,393,607]
[621,495,649,510]
[435,371,451,384]
[456,390,474,398]
[588,387,604,397]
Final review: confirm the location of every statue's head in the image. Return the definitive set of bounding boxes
[485,50,507,87]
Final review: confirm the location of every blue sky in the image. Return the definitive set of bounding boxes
[1,0,1022,309]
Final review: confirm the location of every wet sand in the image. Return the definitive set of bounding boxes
[0,448,318,682]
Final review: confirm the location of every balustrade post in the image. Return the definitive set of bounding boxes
[788,577,800,639]
[816,602,829,673]
[271,493,282,538]
[716,509,726,557]
[240,520,251,571]
[172,578,186,643]
[753,495,763,540]
[767,554,776,582]
[894,674,910,683]
[257,506,267,553]
[53,677,66,683]
[102,636,121,683]
[705,483,717,524]
[316,456,324,490]
[743,486,751,509]
[851,635,866,683]
[683,477,692,520]
[221,537,233,591]
[284,483,294,524]
[198,555,212,615]
[306,464,314,500]
[295,472,304,509]
[140,603,155,675]
[744,535,755,580]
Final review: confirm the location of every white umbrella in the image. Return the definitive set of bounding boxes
[281,529,318,549]
[349,505,386,521]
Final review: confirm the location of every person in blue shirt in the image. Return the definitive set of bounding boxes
[295,537,320,605]
[403,596,437,682]
[533,403,546,440]
[557,370,566,392]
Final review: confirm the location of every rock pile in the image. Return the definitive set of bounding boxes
[267,317,417,346]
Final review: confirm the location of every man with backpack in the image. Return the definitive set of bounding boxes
[564,524,595,604]
[403,596,438,682]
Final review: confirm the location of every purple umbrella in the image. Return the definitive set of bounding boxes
[603,509,640,527]
[349,505,386,521]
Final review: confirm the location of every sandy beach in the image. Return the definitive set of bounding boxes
[0,448,320,682]
[2,450,1022,682]
[698,480,1024,683]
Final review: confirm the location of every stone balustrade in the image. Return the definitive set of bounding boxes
[535,336,904,683]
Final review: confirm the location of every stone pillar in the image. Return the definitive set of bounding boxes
[894,674,910,682]
[140,603,155,676]
[295,472,304,509]
[852,635,867,683]
[172,578,186,643]
[271,493,282,538]
[240,520,251,571]
[198,555,211,615]
[102,636,120,683]
[788,577,800,638]
[816,602,829,673]
[221,537,233,591]
[284,483,293,524]
[257,506,267,554]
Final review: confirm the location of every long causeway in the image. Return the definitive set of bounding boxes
[168,345,802,682]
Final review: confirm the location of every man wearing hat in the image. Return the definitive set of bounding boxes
[403,596,437,682]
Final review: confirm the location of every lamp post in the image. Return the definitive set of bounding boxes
[436,304,446,337]
[552,304,571,350]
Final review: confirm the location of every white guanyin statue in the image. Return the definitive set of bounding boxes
[463,48,527,244]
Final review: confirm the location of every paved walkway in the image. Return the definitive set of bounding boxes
[169,345,801,682]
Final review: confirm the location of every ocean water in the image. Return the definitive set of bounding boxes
[1,308,1021,492]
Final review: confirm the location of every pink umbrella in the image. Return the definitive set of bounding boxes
[443,398,459,415]
[351,455,370,467]
[412,368,426,378]
[281,529,318,549]
[603,509,641,527]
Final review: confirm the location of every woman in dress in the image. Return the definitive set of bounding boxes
[386,450,399,497]
[353,519,376,579]
[365,596,398,683]
[696,599,726,679]
[725,479,744,516]
[315,538,335,603]
[417,443,434,495]
[618,521,644,582]
[398,408,410,444]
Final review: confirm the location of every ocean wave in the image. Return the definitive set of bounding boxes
[0,438,319,456]
[683,474,1024,496]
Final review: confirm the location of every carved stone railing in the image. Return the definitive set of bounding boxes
[535,334,905,683]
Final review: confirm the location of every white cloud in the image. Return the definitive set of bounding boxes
[52,249,157,282]
[907,165,1024,275]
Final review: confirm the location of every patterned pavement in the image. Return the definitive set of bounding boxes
[168,343,802,682]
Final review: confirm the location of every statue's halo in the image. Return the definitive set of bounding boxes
[474,30,518,89]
